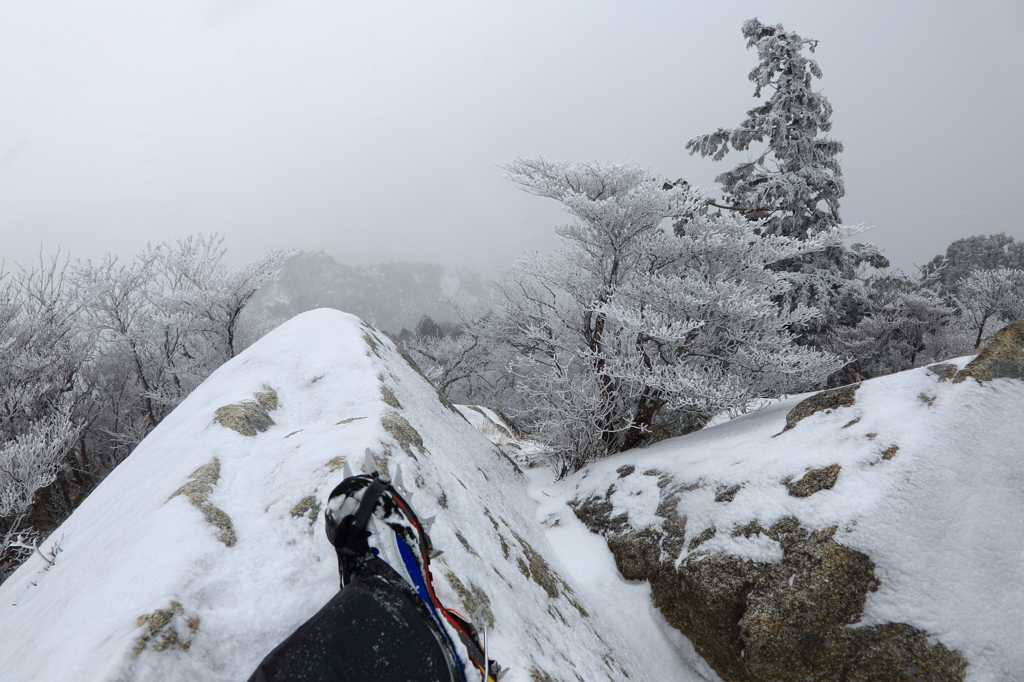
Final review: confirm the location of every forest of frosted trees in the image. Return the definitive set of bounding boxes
[3,18,1023,578]
[401,20,1024,474]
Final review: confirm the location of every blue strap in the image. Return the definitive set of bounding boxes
[397,535,468,682]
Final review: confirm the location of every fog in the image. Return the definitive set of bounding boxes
[2,0,1022,275]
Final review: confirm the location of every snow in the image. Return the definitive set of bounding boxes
[0,309,707,682]
[4,308,1019,681]
[525,467,723,682]
[561,357,1024,681]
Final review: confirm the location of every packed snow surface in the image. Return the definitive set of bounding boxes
[0,309,707,682]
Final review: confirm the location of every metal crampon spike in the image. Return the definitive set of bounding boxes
[496,667,510,681]
[394,463,405,492]
[429,549,444,560]
[471,605,485,632]
[342,458,354,479]
[364,449,379,476]
[472,605,489,682]
[420,515,436,531]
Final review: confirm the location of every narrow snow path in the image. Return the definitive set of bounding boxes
[525,467,719,682]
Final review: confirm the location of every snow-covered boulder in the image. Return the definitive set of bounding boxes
[563,321,1024,682]
[0,309,671,682]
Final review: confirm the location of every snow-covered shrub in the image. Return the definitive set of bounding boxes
[952,268,1024,349]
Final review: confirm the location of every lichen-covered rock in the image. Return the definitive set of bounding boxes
[214,385,278,436]
[928,363,959,382]
[779,383,860,433]
[133,601,200,657]
[784,463,841,498]
[444,571,494,628]
[169,458,236,547]
[571,483,967,682]
[954,319,1024,383]
[381,411,424,457]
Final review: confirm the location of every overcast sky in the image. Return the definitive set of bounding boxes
[2,0,1022,276]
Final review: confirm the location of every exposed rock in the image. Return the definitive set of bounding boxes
[444,571,494,628]
[214,385,278,437]
[169,458,236,547]
[290,495,321,536]
[778,383,860,434]
[616,464,635,478]
[133,601,200,657]
[512,531,562,599]
[254,386,278,411]
[381,411,424,457]
[568,487,629,536]
[571,485,967,682]
[928,363,959,382]
[361,331,379,355]
[389,336,424,377]
[325,455,347,472]
[784,464,841,498]
[714,484,742,503]
[954,319,1024,383]
[687,526,716,551]
[528,666,557,682]
[380,384,402,409]
[455,531,479,557]
[437,390,466,418]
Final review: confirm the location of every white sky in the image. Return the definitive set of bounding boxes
[1,0,1022,275]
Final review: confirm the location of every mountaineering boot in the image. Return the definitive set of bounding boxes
[324,469,507,681]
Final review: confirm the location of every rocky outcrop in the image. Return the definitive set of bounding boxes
[564,326,1024,681]
[571,480,966,682]
[954,319,1024,383]
[214,385,278,436]
[778,382,859,434]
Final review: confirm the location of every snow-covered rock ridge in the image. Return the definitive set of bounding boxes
[0,309,699,682]
[563,321,1024,682]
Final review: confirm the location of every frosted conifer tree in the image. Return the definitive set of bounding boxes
[686,19,890,361]
[687,18,843,240]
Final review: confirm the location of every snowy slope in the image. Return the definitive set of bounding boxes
[559,358,1024,681]
[0,309,705,682]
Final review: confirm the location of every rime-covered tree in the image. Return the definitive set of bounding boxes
[921,233,1024,297]
[73,236,293,443]
[685,19,889,361]
[490,158,849,475]
[1,237,292,583]
[825,273,960,383]
[0,259,85,578]
[687,18,844,240]
[953,269,1024,349]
